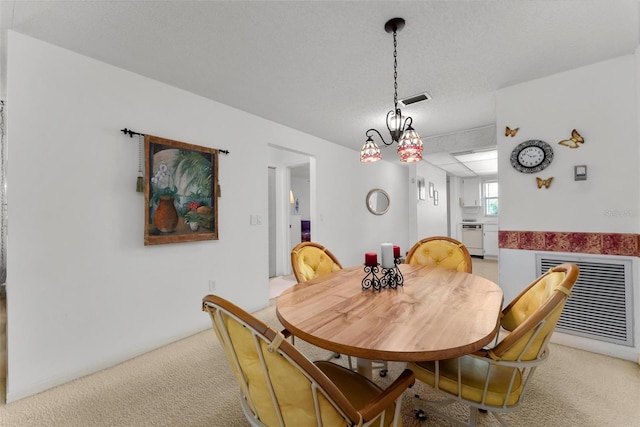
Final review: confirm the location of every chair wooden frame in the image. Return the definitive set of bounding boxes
[203,295,415,427]
[405,236,472,273]
[409,263,579,427]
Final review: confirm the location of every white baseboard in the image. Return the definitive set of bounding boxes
[551,331,638,363]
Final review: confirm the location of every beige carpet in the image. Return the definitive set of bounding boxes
[269,274,296,299]
[0,300,639,426]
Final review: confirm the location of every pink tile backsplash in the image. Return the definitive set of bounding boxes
[498,230,640,257]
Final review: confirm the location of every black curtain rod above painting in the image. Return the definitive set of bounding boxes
[120,128,230,155]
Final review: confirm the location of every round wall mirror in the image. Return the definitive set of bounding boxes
[366,189,390,215]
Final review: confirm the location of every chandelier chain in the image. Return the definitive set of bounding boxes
[393,29,398,112]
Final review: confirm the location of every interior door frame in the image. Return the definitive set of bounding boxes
[267,145,314,277]
[267,166,277,277]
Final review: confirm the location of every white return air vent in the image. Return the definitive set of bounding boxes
[536,254,634,347]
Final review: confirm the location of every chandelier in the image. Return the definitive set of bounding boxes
[360,18,423,163]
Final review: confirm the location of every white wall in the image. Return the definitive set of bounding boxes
[411,162,448,246]
[498,55,638,233]
[347,161,410,266]
[6,32,411,401]
[496,54,639,361]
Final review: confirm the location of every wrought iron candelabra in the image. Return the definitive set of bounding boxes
[362,258,404,291]
[380,258,404,289]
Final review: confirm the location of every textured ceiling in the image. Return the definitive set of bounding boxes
[1,1,638,163]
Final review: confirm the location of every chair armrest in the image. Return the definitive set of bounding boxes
[358,369,415,421]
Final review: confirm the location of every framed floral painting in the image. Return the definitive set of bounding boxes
[144,135,219,245]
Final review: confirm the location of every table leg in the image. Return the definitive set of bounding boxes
[356,357,373,379]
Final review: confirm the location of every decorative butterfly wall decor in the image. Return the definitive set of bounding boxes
[536,177,553,189]
[505,126,519,137]
[558,129,584,149]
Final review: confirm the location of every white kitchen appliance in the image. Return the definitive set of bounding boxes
[461,223,484,257]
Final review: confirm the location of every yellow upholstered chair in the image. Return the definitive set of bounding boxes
[203,294,415,427]
[290,241,343,283]
[408,263,579,427]
[405,236,472,273]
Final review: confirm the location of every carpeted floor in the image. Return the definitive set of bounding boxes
[269,274,296,299]
[0,299,638,427]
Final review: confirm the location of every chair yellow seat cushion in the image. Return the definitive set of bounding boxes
[315,361,398,427]
[408,357,524,407]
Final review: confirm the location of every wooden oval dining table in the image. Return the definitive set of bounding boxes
[276,263,504,378]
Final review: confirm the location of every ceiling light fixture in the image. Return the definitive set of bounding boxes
[360,18,423,163]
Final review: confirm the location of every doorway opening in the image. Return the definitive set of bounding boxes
[266,145,314,297]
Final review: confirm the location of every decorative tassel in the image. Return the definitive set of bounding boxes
[136,134,144,192]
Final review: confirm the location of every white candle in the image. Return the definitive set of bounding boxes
[381,243,394,269]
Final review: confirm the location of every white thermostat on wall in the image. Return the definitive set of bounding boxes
[574,165,587,181]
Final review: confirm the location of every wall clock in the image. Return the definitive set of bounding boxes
[510,140,554,173]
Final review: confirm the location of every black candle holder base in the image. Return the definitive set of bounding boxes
[362,263,382,291]
[380,262,404,289]
[362,258,403,291]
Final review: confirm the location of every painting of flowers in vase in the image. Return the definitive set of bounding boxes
[144,135,219,245]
